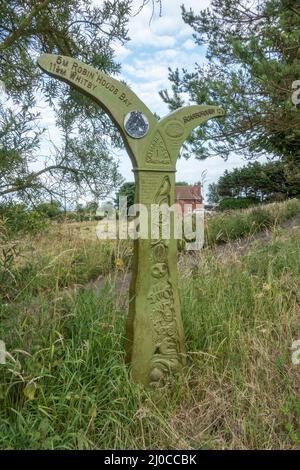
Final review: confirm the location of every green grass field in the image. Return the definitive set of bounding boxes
[1,200,300,449]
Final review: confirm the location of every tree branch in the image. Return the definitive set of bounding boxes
[0,0,52,51]
[0,164,81,196]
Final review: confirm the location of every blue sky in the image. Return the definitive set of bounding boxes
[109,0,252,199]
[33,0,254,203]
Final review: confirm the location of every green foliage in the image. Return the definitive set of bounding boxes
[207,182,220,204]
[0,204,48,236]
[0,1,131,94]
[219,197,260,211]
[216,161,300,202]
[284,198,300,219]
[0,222,132,302]
[0,220,20,300]
[35,202,62,219]
[161,0,300,165]
[205,198,300,245]
[0,0,132,202]
[115,182,136,210]
[73,201,114,222]
[1,220,300,449]
[85,201,98,215]
[249,207,274,230]
[14,241,115,299]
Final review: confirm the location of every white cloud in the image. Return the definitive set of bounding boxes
[117,43,204,115]
[123,61,168,81]
[127,0,210,48]
[114,1,254,194]
[115,0,209,115]
[151,16,180,35]
[36,0,249,199]
[129,28,176,48]
[114,43,132,61]
[182,39,196,50]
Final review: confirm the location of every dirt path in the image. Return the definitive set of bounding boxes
[70,213,300,306]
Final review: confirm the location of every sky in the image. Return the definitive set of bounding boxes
[109,0,249,199]
[1,0,253,204]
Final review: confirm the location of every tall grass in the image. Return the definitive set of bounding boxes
[1,222,300,449]
[205,198,300,245]
[1,199,299,302]
[0,221,132,302]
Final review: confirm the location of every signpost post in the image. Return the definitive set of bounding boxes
[38,54,224,387]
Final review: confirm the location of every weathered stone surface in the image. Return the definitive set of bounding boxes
[37,54,224,387]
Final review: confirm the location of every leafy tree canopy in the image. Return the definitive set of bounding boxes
[213,160,300,202]
[0,1,159,205]
[207,182,220,204]
[114,181,135,209]
[161,0,300,165]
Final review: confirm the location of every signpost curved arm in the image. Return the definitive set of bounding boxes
[37,54,224,169]
[37,54,157,166]
[38,53,225,387]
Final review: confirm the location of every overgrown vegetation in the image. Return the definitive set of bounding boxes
[1,199,299,303]
[0,220,132,302]
[1,204,300,449]
[0,203,49,236]
[205,199,300,245]
[218,197,260,211]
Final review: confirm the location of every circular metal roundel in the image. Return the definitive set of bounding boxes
[124,111,149,139]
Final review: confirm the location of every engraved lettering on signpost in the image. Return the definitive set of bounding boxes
[37,54,224,387]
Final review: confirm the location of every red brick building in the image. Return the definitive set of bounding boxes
[175,182,204,214]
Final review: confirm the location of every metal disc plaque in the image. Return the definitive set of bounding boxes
[124,111,149,139]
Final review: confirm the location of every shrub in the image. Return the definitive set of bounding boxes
[205,212,252,244]
[219,197,260,211]
[35,202,62,219]
[249,207,274,231]
[0,203,48,235]
[205,198,300,246]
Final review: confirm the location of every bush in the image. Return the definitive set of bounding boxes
[35,202,62,219]
[284,200,300,220]
[0,203,48,235]
[219,197,260,211]
[205,212,252,244]
[205,198,300,246]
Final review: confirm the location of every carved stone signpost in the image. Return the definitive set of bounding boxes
[38,54,224,387]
